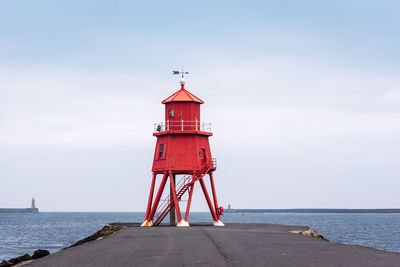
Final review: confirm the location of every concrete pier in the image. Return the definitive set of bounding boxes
[28,223,400,266]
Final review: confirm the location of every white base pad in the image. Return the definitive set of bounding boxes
[140,220,153,227]
[177,220,190,227]
[213,220,225,226]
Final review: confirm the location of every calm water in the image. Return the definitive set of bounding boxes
[1,212,400,260]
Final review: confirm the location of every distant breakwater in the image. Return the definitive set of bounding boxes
[0,208,38,213]
[225,208,400,213]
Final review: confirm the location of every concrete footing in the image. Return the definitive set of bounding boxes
[176,220,190,227]
[140,220,153,227]
[213,220,225,226]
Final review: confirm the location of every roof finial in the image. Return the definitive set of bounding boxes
[172,66,189,89]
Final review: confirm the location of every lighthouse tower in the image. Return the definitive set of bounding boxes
[141,73,224,227]
[31,197,36,209]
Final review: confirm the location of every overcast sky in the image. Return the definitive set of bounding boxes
[1,1,399,211]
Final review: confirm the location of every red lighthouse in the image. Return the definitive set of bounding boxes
[141,73,224,227]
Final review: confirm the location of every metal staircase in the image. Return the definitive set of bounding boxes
[153,161,212,225]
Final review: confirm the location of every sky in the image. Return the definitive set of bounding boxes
[1,0,399,211]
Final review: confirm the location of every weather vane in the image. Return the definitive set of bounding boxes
[172,66,189,78]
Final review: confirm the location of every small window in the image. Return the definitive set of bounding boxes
[169,110,174,118]
[199,151,203,157]
[158,144,165,159]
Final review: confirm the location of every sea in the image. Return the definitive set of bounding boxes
[1,212,400,260]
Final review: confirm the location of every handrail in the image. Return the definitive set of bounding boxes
[154,121,211,132]
[154,174,191,219]
[211,158,217,169]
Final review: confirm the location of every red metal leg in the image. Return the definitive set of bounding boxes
[199,177,218,222]
[209,173,220,220]
[169,174,176,225]
[144,173,156,220]
[148,172,168,221]
[169,171,183,223]
[184,181,195,222]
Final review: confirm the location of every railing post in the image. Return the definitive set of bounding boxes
[167,120,169,131]
[181,120,184,131]
[195,119,198,131]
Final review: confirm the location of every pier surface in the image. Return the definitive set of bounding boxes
[28,223,400,267]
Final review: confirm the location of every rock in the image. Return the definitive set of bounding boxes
[0,260,13,267]
[0,249,49,267]
[289,228,328,241]
[69,224,125,248]
[7,254,31,265]
[32,249,50,259]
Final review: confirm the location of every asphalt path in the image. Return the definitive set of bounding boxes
[28,223,400,267]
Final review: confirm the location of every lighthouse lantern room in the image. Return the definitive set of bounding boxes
[141,71,224,227]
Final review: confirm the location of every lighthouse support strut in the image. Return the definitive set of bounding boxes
[209,173,221,221]
[169,174,176,225]
[169,171,186,226]
[199,177,219,222]
[184,182,195,222]
[148,172,168,223]
[144,173,156,221]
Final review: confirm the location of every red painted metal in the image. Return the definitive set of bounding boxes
[148,172,168,221]
[153,164,209,226]
[199,178,218,222]
[169,171,183,222]
[218,206,224,216]
[184,182,195,222]
[162,83,204,104]
[209,173,220,220]
[144,173,156,220]
[143,80,223,226]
